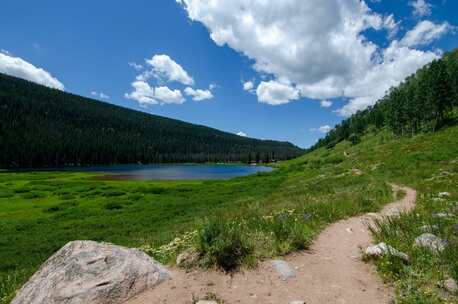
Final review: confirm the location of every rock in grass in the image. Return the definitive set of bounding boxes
[442,278,458,293]
[271,260,296,281]
[414,233,447,252]
[12,240,170,304]
[438,192,451,198]
[419,225,438,233]
[365,242,409,261]
[432,212,453,218]
[196,301,218,304]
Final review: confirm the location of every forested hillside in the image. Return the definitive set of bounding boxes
[312,49,458,150]
[0,74,303,168]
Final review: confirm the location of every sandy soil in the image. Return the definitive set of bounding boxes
[126,185,417,304]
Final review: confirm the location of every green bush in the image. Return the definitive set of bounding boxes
[196,219,253,272]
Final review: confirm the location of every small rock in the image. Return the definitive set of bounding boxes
[419,225,438,233]
[289,301,306,304]
[438,192,451,198]
[432,212,452,218]
[302,213,312,221]
[271,260,296,281]
[452,224,458,234]
[365,242,409,261]
[414,233,447,252]
[196,301,218,304]
[176,248,199,268]
[351,168,363,176]
[442,278,458,293]
[346,228,353,234]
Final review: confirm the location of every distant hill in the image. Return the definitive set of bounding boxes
[0,73,303,168]
[310,49,458,151]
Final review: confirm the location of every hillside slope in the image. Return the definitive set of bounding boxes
[0,73,303,168]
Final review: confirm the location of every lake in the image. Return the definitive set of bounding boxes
[15,164,274,180]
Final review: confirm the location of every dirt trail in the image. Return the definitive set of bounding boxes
[127,185,417,304]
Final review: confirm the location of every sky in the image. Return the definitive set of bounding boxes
[0,0,456,148]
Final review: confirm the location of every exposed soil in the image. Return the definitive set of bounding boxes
[126,185,417,304]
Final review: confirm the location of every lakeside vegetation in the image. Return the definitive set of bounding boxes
[0,72,303,168]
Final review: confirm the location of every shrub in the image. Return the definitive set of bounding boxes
[196,219,253,272]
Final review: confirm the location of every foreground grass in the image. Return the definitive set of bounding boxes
[0,125,457,303]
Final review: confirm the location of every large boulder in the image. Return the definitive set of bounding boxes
[12,240,170,304]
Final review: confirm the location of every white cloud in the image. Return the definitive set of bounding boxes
[154,86,185,104]
[310,125,332,133]
[410,0,432,17]
[400,20,452,48]
[320,100,333,108]
[128,62,143,71]
[236,131,247,137]
[177,0,451,115]
[184,87,214,101]
[0,52,64,90]
[243,80,254,91]
[256,80,299,105]
[139,54,194,85]
[125,81,184,105]
[91,91,110,100]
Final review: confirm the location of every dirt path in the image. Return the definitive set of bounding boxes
[127,185,417,304]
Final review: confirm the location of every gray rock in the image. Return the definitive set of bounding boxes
[12,240,170,304]
[419,225,438,233]
[271,260,296,281]
[452,224,458,234]
[414,233,447,252]
[289,301,306,304]
[443,278,458,293]
[365,243,409,261]
[432,212,452,218]
[438,192,451,198]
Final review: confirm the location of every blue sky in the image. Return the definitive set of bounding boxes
[0,0,456,148]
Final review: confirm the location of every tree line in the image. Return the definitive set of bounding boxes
[0,74,303,168]
[311,49,458,151]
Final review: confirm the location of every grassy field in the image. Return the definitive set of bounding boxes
[1,125,457,303]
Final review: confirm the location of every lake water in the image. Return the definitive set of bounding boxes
[25,164,274,180]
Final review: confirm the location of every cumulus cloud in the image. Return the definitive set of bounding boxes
[320,100,333,108]
[410,0,432,17]
[310,125,332,133]
[138,54,194,85]
[125,81,184,105]
[236,131,247,137]
[177,0,452,115]
[0,52,64,90]
[184,87,214,101]
[91,91,110,100]
[400,21,452,47]
[243,80,254,91]
[256,80,299,105]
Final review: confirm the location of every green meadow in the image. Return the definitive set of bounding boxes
[1,125,457,303]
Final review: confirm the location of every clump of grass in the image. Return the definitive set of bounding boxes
[196,219,254,272]
[20,192,45,199]
[103,201,123,210]
[103,190,126,197]
[45,201,79,213]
